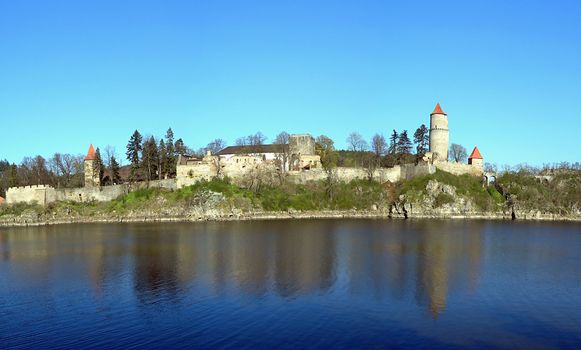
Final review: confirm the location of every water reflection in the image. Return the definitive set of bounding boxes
[0,220,487,316]
[2,220,581,349]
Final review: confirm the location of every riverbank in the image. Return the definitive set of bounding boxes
[1,208,579,227]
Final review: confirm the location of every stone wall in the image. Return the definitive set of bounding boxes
[434,161,482,176]
[6,185,55,206]
[7,179,178,206]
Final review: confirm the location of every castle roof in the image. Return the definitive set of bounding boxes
[216,144,288,156]
[468,147,483,159]
[431,103,447,116]
[85,144,97,160]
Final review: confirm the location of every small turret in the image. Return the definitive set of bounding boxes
[468,146,483,171]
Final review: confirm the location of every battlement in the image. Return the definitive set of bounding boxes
[7,184,54,191]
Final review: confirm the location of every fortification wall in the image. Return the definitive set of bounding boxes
[6,185,56,205]
[287,166,407,184]
[55,185,128,203]
[435,161,482,176]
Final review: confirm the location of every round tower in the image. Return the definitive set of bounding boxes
[429,103,449,161]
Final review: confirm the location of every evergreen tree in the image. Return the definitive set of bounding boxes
[8,164,18,187]
[142,136,159,181]
[94,147,105,184]
[158,139,167,179]
[165,128,175,176]
[413,124,430,155]
[174,138,186,156]
[388,130,399,155]
[397,130,412,155]
[109,155,121,184]
[126,130,143,181]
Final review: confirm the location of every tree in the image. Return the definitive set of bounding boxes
[413,124,429,155]
[397,130,412,155]
[316,135,338,171]
[388,130,399,155]
[165,128,176,176]
[274,131,290,172]
[142,136,159,182]
[8,164,18,187]
[126,130,143,181]
[346,132,368,152]
[174,138,187,157]
[371,133,387,157]
[206,139,226,154]
[158,139,167,179]
[449,143,467,163]
[94,147,105,185]
[236,132,267,146]
[109,155,121,184]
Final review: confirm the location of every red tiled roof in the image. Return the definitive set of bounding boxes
[431,103,447,116]
[85,144,96,160]
[468,147,483,159]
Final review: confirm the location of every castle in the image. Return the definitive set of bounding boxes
[6,103,484,206]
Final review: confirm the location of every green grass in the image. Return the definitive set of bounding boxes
[398,169,505,211]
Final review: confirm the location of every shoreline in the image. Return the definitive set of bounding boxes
[1,210,580,228]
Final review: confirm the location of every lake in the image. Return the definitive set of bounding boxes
[1,219,581,349]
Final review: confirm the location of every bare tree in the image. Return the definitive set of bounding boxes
[274,131,290,172]
[449,143,467,163]
[371,134,387,157]
[206,139,226,154]
[346,132,368,152]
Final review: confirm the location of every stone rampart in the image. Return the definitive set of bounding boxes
[435,161,482,176]
[6,185,56,206]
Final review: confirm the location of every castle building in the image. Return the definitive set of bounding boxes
[84,144,100,187]
[429,103,449,160]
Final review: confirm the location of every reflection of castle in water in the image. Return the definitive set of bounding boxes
[1,221,484,316]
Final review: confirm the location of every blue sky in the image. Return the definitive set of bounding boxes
[1,0,579,166]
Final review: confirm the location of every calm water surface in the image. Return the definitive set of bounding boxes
[1,219,581,349]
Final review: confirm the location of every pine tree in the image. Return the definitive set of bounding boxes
[165,128,175,177]
[142,136,159,181]
[94,147,105,184]
[158,139,167,179]
[109,156,121,184]
[388,130,399,155]
[126,130,143,181]
[8,164,18,187]
[413,124,430,155]
[174,138,186,156]
[397,130,412,155]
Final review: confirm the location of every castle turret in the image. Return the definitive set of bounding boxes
[429,103,449,161]
[84,144,100,187]
[468,146,483,171]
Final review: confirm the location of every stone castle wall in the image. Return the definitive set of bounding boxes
[434,161,482,176]
[7,179,177,206]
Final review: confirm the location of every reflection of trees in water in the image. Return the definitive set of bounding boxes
[132,225,181,303]
[274,221,336,297]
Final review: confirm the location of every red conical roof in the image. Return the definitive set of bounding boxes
[468,146,483,159]
[431,102,447,116]
[85,144,97,160]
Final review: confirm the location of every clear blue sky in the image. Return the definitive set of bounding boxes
[1,0,580,166]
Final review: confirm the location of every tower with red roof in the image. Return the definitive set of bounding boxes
[429,103,449,160]
[468,146,484,170]
[84,144,100,187]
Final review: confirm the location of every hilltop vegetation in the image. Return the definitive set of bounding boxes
[1,167,580,223]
